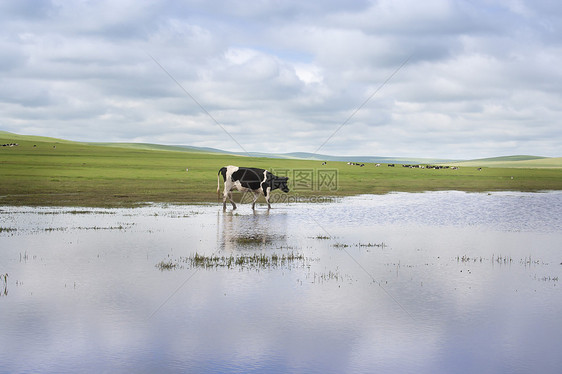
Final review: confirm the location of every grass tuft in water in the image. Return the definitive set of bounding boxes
[314,235,331,240]
[155,260,180,271]
[332,242,386,249]
[158,251,308,271]
[358,242,386,248]
[233,234,284,246]
[1,273,8,296]
[189,252,306,269]
[537,275,559,282]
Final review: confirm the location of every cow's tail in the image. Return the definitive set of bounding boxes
[217,167,225,199]
[217,169,221,198]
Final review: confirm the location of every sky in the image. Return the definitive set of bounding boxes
[1,0,561,159]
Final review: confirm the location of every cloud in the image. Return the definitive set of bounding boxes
[0,0,560,158]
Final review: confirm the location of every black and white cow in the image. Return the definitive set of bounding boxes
[217,166,289,210]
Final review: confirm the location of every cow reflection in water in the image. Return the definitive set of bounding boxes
[218,209,288,252]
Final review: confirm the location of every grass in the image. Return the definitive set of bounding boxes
[1,273,7,296]
[314,235,331,240]
[234,234,273,245]
[331,241,387,249]
[1,132,562,207]
[155,260,179,271]
[156,251,308,270]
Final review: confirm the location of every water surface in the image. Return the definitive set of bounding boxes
[1,191,561,373]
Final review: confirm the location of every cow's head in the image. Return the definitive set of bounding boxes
[266,172,289,192]
[273,176,290,193]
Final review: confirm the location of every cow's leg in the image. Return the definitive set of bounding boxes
[227,191,237,210]
[264,194,271,209]
[251,191,260,210]
[222,183,228,210]
[263,187,272,209]
[223,188,237,210]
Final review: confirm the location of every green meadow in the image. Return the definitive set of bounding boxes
[1,131,561,207]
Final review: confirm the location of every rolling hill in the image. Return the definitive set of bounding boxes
[451,155,562,168]
[1,130,560,168]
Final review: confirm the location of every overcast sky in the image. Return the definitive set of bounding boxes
[1,0,561,159]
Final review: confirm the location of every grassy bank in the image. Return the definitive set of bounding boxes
[1,132,561,207]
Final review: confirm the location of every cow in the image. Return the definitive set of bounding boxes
[217,166,289,210]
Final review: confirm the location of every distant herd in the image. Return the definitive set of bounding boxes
[347,161,459,170]
[1,143,51,148]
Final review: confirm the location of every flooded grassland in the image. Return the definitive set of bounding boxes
[1,191,561,373]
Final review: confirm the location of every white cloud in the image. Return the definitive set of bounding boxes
[0,0,560,158]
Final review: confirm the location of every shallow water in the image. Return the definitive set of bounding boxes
[1,191,561,373]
